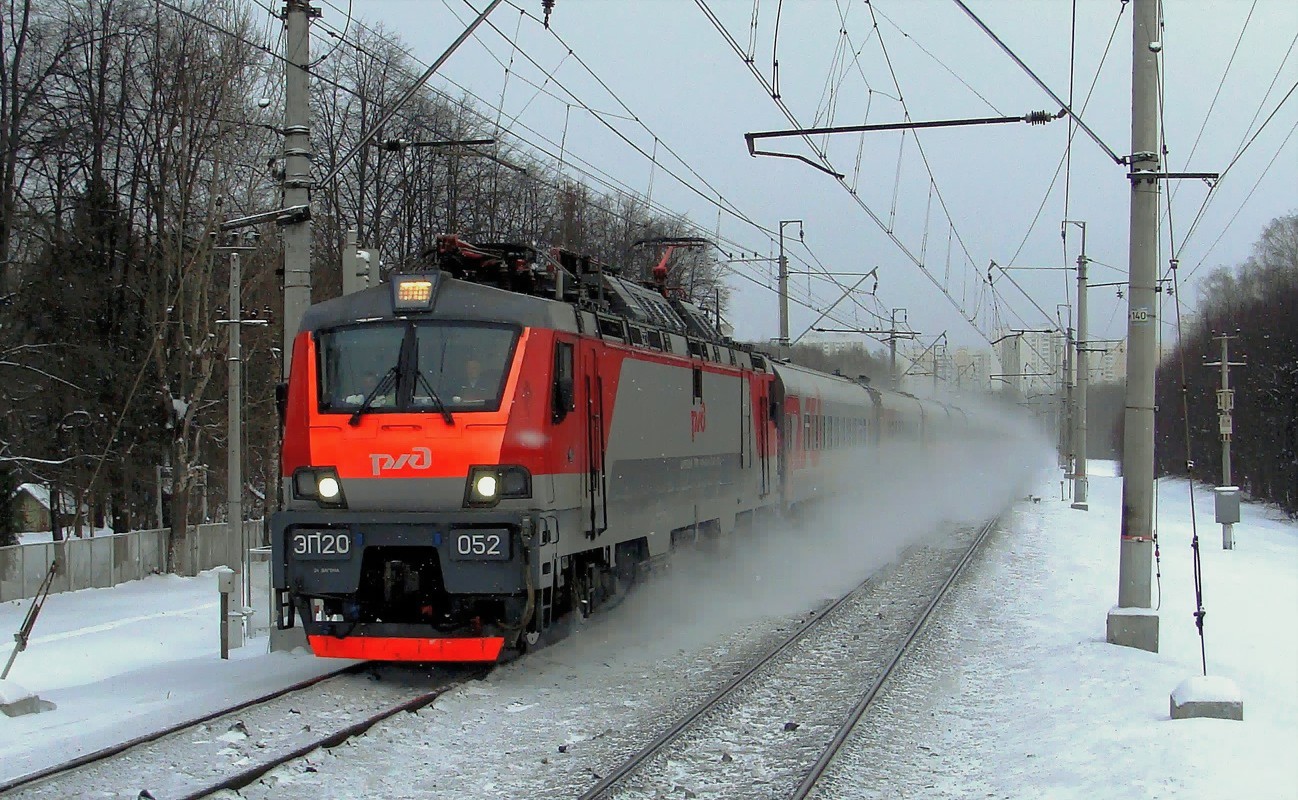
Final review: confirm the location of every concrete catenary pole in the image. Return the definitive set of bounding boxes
[1061,322,1074,479]
[1008,333,1021,401]
[281,0,315,381]
[1206,333,1243,549]
[777,219,802,347]
[890,309,901,390]
[227,251,243,588]
[778,235,788,346]
[1072,227,1090,510]
[1219,335,1233,549]
[1108,0,1161,653]
[216,242,261,601]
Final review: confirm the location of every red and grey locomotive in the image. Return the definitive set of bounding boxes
[270,236,959,661]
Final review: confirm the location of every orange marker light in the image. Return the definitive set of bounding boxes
[392,275,438,311]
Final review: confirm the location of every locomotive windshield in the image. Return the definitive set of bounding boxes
[316,321,518,414]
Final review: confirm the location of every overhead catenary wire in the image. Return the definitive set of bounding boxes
[868,3,1003,115]
[1061,0,1078,311]
[1005,0,1127,269]
[312,0,880,331]
[1228,29,1298,162]
[1179,116,1298,283]
[1173,77,1298,259]
[1173,0,1257,198]
[864,1,996,322]
[693,0,997,346]
[137,0,897,357]
[380,0,799,243]
[491,0,843,253]
[264,1,809,287]
[949,0,1124,165]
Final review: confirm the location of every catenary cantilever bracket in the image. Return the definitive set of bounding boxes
[744,111,1060,178]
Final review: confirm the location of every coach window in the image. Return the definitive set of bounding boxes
[692,366,703,401]
[552,340,575,422]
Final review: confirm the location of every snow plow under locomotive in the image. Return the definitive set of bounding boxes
[270,236,972,661]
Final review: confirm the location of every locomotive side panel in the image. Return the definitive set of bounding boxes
[602,351,755,555]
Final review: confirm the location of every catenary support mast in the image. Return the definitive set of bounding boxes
[1067,220,1089,510]
[282,0,316,380]
[1108,0,1160,652]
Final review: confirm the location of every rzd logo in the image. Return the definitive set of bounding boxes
[370,446,433,475]
[690,402,707,441]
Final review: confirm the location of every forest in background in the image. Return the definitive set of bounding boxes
[0,0,728,554]
[1153,213,1297,516]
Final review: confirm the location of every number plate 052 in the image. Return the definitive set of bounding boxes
[452,530,509,561]
[291,530,352,560]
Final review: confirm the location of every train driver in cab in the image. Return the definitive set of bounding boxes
[344,368,395,407]
[452,355,490,403]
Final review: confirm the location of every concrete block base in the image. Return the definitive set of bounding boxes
[1106,606,1159,653]
[1171,676,1243,721]
[1070,501,1089,511]
[225,612,246,650]
[0,680,56,717]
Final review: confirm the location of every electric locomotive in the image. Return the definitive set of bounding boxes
[271,237,780,660]
[270,236,965,661]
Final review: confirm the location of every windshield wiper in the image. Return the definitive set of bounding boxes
[414,368,455,425]
[349,366,398,427]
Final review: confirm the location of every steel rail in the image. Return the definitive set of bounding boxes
[788,517,999,798]
[3,663,488,799]
[578,557,882,799]
[0,662,362,794]
[172,666,490,800]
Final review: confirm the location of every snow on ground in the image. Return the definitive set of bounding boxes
[17,527,115,545]
[1,444,1294,798]
[0,571,349,782]
[815,460,1298,799]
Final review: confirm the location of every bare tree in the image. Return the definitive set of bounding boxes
[1156,212,1298,515]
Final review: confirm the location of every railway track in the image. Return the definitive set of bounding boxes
[1,662,487,800]
[578,517,999,800]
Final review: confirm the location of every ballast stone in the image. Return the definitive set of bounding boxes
[1170,675,1243,721]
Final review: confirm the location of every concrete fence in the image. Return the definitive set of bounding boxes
[0,520,265,603]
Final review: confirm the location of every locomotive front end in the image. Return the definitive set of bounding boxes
[271,274,554,662]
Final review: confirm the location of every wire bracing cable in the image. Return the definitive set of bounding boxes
[321,0,879,329]
[1173,0,1257,201]
[1006,0,1127,269]
[949,0,1123,164]
[694,0,997,344]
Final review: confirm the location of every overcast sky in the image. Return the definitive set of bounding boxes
[345,0,1296,355]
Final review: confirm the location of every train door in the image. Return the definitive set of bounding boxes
[580,339,608,538]
[754,377,771,497]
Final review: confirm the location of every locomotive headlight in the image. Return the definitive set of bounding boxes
[317,475,341,501]
[292,466,346,508]
[465,465,531,507]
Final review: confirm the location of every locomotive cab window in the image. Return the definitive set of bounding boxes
[316,321,518,415]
